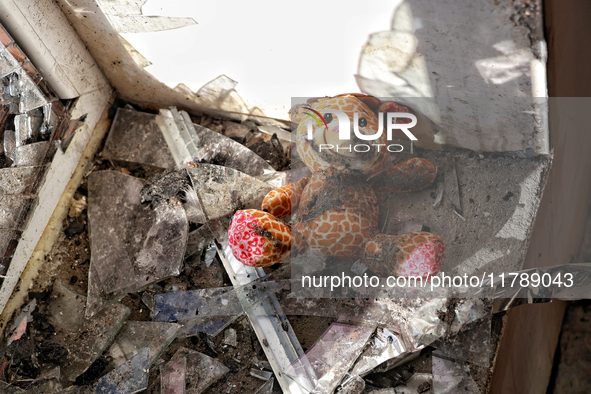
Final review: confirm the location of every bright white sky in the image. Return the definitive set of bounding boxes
[121,0,399,117]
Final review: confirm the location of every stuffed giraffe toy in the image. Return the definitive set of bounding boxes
[228,94,445,279]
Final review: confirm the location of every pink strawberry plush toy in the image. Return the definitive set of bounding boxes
[228,94,445,279]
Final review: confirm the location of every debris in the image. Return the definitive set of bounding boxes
[244,132,289,170]
[15,141,54,167]
[22,367,62,394]
[250,368,272,381]
[224,328,237,347]
[68,195,87,218]
[102,108,176,169]
[5,299,36,346]
[160,354,186,394]
[106,321,181,373]
[94,348,149,394]
[432,356,480,393]
[86,170,188,317]
[253,377,274,394]
[170,347,229,394]
[338,375,366,394]
[152,286,243,337]
[432,182,444,208]
[223,121,253,144]
[45,281,130,384]
[285,323,375,393]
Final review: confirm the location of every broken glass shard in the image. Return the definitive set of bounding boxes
[0,49,20,78]
[14,114,34,147]
[95,348,149,394]
[86,170,188,317]
[106,321,181,372]
[224,328,237,347]
[171,347,229,394]
[23,367,62,394]
[187,164,273,223]
[17,70,48,113]
[0,195,31,231]
[141,292,155,312]
[253,377,274,394]
[250,368,272,381]
[285,323,375,393]
[339,375,365,394]
[152,286,242,337]
[15,141,54,167]
[3,129,16,163]
[102,108,176,169]
[46,281,130,384]
[189,120,275,178]
[161,354,186,394]
[432,356,480,394]
[0,167,38,195]
[351,326,408,377]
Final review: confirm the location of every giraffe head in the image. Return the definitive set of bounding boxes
[291,94,397,175]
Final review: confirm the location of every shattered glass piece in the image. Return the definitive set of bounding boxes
[339,375,365,394]
[106,15,196,34]
[152,286,242,337]
[3,129,16,163]
[102,108,176,169]
[17,70,48,113]
[197,74,238,95]
[7,72,20,96]
[189,119,275,178]
[183,187,207,224]
[432,309,492,367]
[14,114,34,147]
[161,354,186,394]
[172,347,229,394]
[253,377,274,394]
[0,196,31,231]
[187,164,273,223]
[432,356,480,394]
[141,292,154,312]
[180,315,241,338]
[107,321,181,372]
[47,281,130,384]
[252,357,272,371]
[86,170,188,317]
[224,328,237,347]
[0,167,38,195]
[15,141,54,166]
[204,242,217,267]
[0,49,20,78]
[351,326,408,377]
[95,348,149,394]
[40,103,54,139]
[250,368,272,381]
[285,323,375,393]
[23,367,63,394]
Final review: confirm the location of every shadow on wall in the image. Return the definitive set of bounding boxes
[355,0,549,154]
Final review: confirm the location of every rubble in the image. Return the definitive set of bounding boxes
[0,102,574,394]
